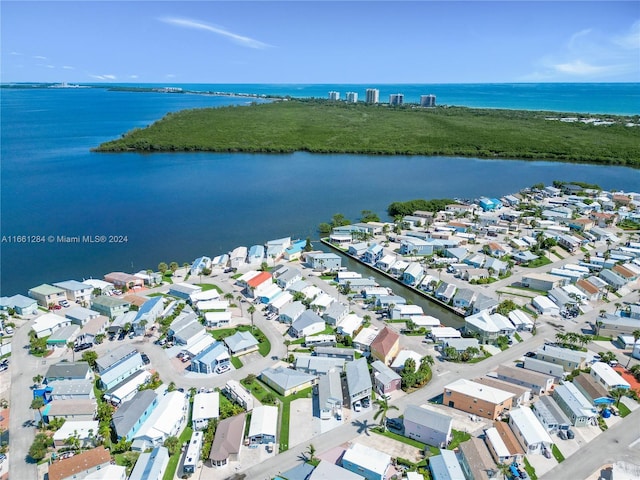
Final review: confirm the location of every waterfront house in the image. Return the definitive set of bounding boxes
[229,246,248,268]
[248,405,278,445]
[484,422,524,465]
[290,310,325,338]
[370,326,400,365]
[341,443,391,480]
[208,413,246,467]
[453,288,477,310]
[247,244,265,265]
[470,293,499,314]
[346,358,372,407]
[260,366,316,396]
[53,280,94,305]
[552,382,597,427]
[435,282,457,304]
[403,404,452,448]
[190,256,212,276]
[371,360,401,395]
[29,283,67,307]
[348,242,369,257]
[0,294,38,315]
[190,342,230,374]
[104,272,144,290]
[132,390,188,451]
[429,449,465,480]
[508,407,554,455]
[590,362,630,390]
[47,446,111,480]
[402,262,424,286]
[458,437,499,480]
[192,391,220,430]
[129,446,169,480]
[493,365,554,396]
[111,390,159,441]
[305,252,342,271]
[376,255,398,272]
[363,244,384,265]
[91,295,130,319]
[443,379,514,420]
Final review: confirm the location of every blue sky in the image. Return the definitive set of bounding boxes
[2,1,639,83]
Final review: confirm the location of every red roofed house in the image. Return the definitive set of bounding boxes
[613,265,638,282]
[589,212,617,227]
[370,326,401,365]
[48,446,112,480]
[576,279,602,301]
[103,272,144,290]
[245,271,273,298]
[487,242,508,258]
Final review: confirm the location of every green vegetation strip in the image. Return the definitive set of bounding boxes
[618,402,632,418]
[448,429,471,450]
[524,457,538,480]
[163,426,193,480]
[372,427,427,450]
[551,444,565,463]
[95,100,640,166]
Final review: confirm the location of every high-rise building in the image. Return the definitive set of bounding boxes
[389,93,404,106]
[328,91,340,101]
[365,88,379,104]
[420,94,436,107]
[346,92,358,103]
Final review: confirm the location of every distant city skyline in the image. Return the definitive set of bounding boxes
[2,1,639,84]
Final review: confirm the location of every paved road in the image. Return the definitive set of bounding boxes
[540,407,640,480]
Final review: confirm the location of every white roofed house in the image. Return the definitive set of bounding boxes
[290,310,325,338]
[323,301,349,326]
[204,311,232,328]
[508,309,534,331]
[169,282,202,300]
[260,366,316,397]
[532,295,560,316]
[224,380,254,411]
[192,391,219,430]
[279,301,305,324]
[31,313,72,338]
[341,443,391,480]
[132,390,189,451]
[371,360,401,395]
[336,313,362,337]
[353,326,379,351]
[402,262,424,286]
[391,304,424,319]
[508,406,554,455]
[310,292,334,313]
[248,405,278,445]
[435,282,457,304]
[98,350,144,390]
[191,256,212,276]
[52,420,99,449]
[224,330,259,356]
[590,361,630,390]
[403,404,453,448]
[229,246,248,269]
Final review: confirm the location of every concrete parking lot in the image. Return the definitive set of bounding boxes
[288,398,321,448]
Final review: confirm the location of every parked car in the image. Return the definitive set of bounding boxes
[215,364,230,374]
[566,429,575,439]
[362,397,370,408]
[4,326,14,335]
[141,353,150,365]
[181,355,190,363]
[558,430,568,440]
[59,300,70,308]
[353,401,362,412]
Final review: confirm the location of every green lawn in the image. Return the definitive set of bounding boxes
[514,332,523,342]
[95,100,640,166]
[163,426,193,480]
[448,429,471,450]
[551,444,565,463]
[196,283,223,293]
[617,402,632,418]
[230,356,243,369]
[372,427,427,450]
[523,457,538,480]
[114,452,140,476]
[524,256,553,268]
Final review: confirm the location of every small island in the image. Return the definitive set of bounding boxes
[95,99,640,166]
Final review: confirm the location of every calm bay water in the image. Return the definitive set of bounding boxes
[1,85,639,297]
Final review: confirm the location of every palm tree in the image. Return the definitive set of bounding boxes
[373,396,398,431]
[403,358,416,374]
[306,443,316,462]
[158,262,168,275]
[236,295,244,317]
[32,374,43,387]
[224,292,234,302]
[31,396,45,425]
[626,329,640,368]
[247,305,256,330]
[421,355,435,367]
[169,261,179,274]
[610,387,627,408]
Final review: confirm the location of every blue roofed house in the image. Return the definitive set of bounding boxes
[111,390,159,441]
[190,256,212,276]
[453,288,477,311]
[99,351,144,390]
[348,242,369,257]
[403,405,453,448]
[284,239,308,261]
[429,449,465,480]
[479,197,501,212]
[0,294,38,315]
[65,306,100,326]
[247,245,265,266]
[53,280,94,306]
[132,296,164,336]
[363,244,384,265]
[191,342,231,374]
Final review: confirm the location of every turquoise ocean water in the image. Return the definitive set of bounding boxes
[1,83,639,297]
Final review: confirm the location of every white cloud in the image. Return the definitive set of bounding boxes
[10,51,22,56]
[62,65,75,70]
[129,74,139,79]
[33,55,47,60]
[46,64,55,69]
[89,74,117,80]
[165,74,176,78]
[524,22,640,80]
[159,16,271,49]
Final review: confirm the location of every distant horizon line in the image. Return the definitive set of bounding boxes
[3,81,640,86]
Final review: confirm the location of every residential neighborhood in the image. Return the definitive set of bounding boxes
[1,182,640,480]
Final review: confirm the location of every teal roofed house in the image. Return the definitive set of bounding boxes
[284,239,307,261]
[91,295,130,319]
[28,283,67,307]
